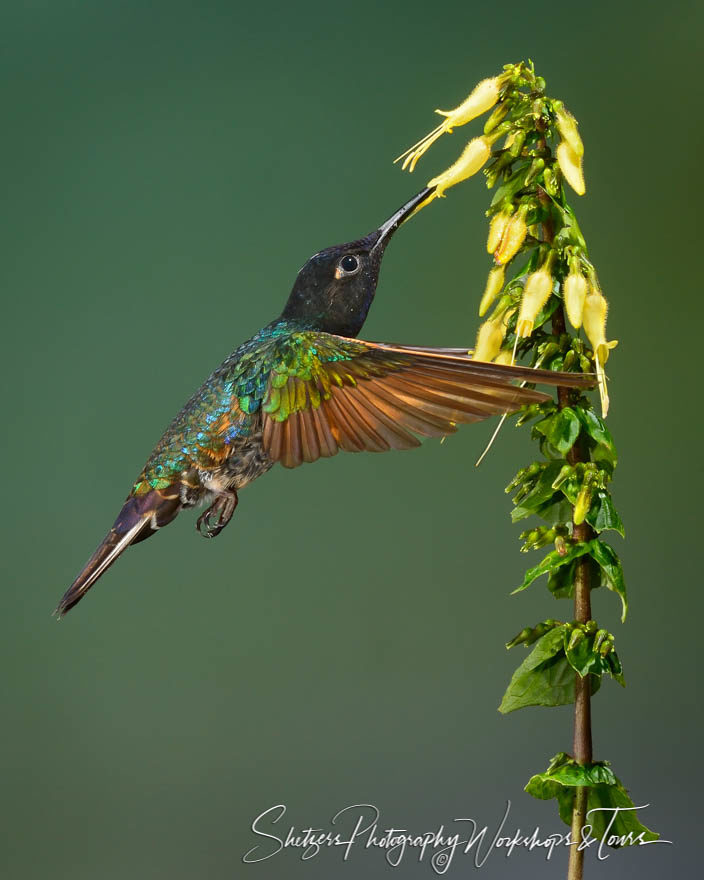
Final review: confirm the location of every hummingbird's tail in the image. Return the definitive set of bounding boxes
[55,489,181,617]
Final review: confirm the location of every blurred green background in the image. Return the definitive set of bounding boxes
[2,1,701,877]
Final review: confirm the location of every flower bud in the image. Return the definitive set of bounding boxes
[537,340,560,363]
[573,483,592,525]
[516,267,553,337]
[598,634,614,658]
[506,626,533,649]
[524,158,545,186]
[568,628,585,651]
[479,265,505,316]
[428,136,491,197]
[543,164,560,197]
[563,271,588,329]
[563,349,577,370]
[594,629,611,655]
[494,205,528,264]
[557,142,585,196]
[506,129,526,158]
[473,316,506,362]
[554,102,584,158]
[487,211,511,254]
[551,464,574,490]
[437,77,501,128]
[483,100,509,134]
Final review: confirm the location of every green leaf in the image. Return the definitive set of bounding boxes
[526,755,660,845]
[575,407,618,468]
[535,407,581,455]
[586,490,625,537]
[533,295,560,331]
[513,542,591,594]
[526,754,616,791]
[498,627,600,713]
[552,761,616,787]
[515,400,556,427]
[585,782,660,845]
[511,495,572,525]
[589,539,628,621]
[510,460,563,509]
[510,460,574,524]
[556,471,581,505]
[490,162,532,207]
[574,407,615,451]
[606,650,626,686]
[592,443,617,472]
[547,559,576,599]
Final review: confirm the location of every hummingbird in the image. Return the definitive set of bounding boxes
[56,186,593,616]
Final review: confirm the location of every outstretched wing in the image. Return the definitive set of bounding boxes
[260,333,592,468]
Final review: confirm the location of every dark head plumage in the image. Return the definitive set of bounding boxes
[280,187,433,337]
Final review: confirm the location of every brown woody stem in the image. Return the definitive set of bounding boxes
[542,187,593,880]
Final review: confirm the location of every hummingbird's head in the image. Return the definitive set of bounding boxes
[280,187,434,337]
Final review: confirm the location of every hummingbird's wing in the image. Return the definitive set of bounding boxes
[260,333,594,468]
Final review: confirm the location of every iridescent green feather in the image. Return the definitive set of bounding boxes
[131,321,382,494]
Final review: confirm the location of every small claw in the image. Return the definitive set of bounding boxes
[196,490,238,539]
[196,510,214,538]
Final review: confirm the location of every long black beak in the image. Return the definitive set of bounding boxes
[372,186,436,251]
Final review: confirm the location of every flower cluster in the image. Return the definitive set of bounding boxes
[395,61,616,415]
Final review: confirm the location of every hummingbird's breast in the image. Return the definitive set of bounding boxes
[199,425,274,494]
[131,322,297,503]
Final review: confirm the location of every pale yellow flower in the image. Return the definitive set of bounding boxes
[557,142,585,195]
[396,77,501,172]
[516,268,553,337]
[478,266,505,316]
[554,102,584,158]
[427,136,491,198]
[582,287,618,416]
[494,206,529,264]
[487,211,511,254]
[563,271,588,329]
[493,349,514,365]
[473,316,506,362]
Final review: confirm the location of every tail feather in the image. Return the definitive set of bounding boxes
[56,490,181,617]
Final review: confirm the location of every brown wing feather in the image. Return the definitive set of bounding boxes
[262,336,595,468]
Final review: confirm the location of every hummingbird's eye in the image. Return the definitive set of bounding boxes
[339,254,360,274]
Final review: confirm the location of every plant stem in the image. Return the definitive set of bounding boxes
[543,189,594,880]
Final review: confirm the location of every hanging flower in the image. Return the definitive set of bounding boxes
[396,77,501,171]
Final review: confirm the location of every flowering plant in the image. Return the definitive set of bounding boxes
[397,61,658,879]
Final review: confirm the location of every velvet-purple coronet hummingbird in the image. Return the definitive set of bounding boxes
[56,187,593,616]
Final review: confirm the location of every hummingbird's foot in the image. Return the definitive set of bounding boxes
[196,489,238,539]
